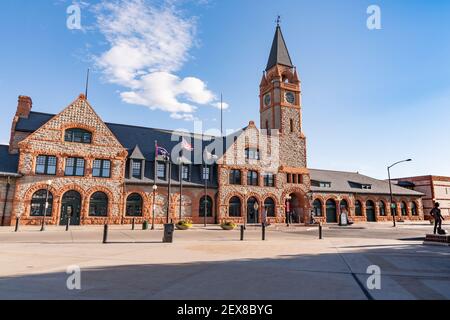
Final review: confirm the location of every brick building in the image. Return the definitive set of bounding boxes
[0,25,424,227]
[394,176,450,219]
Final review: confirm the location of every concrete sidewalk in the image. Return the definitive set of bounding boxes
[0,227,449,300]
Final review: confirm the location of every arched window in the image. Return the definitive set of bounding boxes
[229,196,241,217]
[126,193,143,217]
[401,202,407,216]
[379,201,386,216]
[30,190,53,217]
[355,200,363,216]
[89,192,108,217]
[199,196,213,217]
[264,198,276,217]
[313,199,322,217]
[411,202,418,216]
[340,199,349,212]
[64,128,92,144]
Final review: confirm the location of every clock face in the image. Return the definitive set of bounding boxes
[285,92,295,104]
[264,93,271,107]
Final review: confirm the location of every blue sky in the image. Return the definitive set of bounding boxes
[1,0,449,179]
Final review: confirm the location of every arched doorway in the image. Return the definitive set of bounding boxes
[286,192,308,223]
[247,197,259,224]
[366,200,376,222]
[60,191,82,226]
[326,199,337,223]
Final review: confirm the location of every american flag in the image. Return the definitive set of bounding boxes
[181,137,193,151]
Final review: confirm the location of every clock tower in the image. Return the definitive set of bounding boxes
[260,23,307,169]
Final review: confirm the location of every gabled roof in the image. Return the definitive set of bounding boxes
[15,111,231,164]
[309,169,424,197]
[266,25,294,71]
[0,145,19,176]
[129,145,145,160]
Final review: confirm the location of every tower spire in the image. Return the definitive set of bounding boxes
[266,22,293,71]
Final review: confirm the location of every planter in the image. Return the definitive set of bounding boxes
[176,223,192,230]
[221,223,237,230]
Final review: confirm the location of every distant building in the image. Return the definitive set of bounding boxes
[394,176,450,219]
[0,24,424,226]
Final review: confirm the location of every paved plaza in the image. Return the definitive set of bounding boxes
[0,222,449,300]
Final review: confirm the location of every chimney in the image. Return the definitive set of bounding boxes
[16,96,32,119]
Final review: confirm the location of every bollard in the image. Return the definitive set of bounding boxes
[240,225,245,241]
[103,224,109,244]
[319,223,323,240]
[132,218,135,231]
[262,223,266,241]
[66,217,70,232]
[15,217,20,232]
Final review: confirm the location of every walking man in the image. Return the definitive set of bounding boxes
[430,202,445,234]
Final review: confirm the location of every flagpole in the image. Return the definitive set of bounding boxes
[179,157,183,221]
[85,68,90,99]
[167,157,172,224]
[220,93,223,136]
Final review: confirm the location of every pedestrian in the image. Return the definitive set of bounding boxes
[430,202,445,234]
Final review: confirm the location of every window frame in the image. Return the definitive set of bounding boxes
[35,155,57,175]
[229,169,241,185]
[247,171,259,186]
[245,148,260,161]
[132,160,142,179]
[156,162,166,180]
[64,128,92,144]
[93,159,111,178]
[263,173,275,187]
[65,157,85,177]
[181,165,190,181]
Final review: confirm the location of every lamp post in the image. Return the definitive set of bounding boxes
[40,180,52,232]
[151,184,157,230]
[203,165,209,227]
[165,155,172,224]
[388,159,412,227]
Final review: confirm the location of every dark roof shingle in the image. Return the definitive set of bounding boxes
[0,145,19,175]
[309,169,423,197]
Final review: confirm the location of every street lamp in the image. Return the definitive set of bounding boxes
[40,180,52,232]
[151,184,158,230]
[388,159,412,227]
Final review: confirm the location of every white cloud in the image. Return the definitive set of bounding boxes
[93,0,226,120]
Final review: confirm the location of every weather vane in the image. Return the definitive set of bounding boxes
[276,15,281,26]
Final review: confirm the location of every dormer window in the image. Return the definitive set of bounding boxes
[64,129,92,144]
[132,160,142,179]
[362,184,372,190]
[311,180,331,188]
